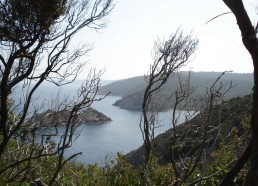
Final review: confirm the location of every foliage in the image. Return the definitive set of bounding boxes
[125,94,252,185]
[0,0,254,184]
[0,99,250,186]
[0,0,113,184]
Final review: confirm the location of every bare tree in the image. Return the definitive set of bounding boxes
[0,0,113,184]
[140,37,237,184]
[218,1,258,185]
[140,30,198,168]
[169,71,236,186]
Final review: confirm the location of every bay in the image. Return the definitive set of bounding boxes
[64,95,188,165]
[11,82,189,165]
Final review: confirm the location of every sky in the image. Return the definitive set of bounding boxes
[72,0,257,80]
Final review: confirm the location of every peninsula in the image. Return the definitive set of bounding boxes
[27,107,111,127]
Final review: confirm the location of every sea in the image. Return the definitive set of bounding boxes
[64,95,190,165]
[11,81,190,166]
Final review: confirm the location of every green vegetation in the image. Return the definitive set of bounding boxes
[127,94,252,163]
[0,0,255,184]
[0,94,251,185]
[0,0,114,184]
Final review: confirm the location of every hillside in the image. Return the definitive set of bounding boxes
[99,75,146,97]
[125,94,252,165]
[100,72,253,110]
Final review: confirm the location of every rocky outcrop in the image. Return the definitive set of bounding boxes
[79,107,111,123]
[27,107,111,127]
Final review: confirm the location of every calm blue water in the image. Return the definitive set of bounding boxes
[64,96,187,165]
[12,82,188,165]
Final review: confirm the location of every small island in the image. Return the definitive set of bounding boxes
[27,107,111,127]
[80,107,112,123]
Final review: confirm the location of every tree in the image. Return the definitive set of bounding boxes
[0,0,113,184]
[167,72,229,185]
[140,29,198,171]
[218,0,258,185]
[139,29,242,185]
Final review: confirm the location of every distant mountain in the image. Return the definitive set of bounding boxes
[99,76,146,97]
[99,72,253,110]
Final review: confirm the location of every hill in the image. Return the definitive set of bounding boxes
[99,75,146,97]
[125,94,252,165]
[100,72,253,110]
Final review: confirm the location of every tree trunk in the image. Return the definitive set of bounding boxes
[245,61,258,185]
[221,0,258,185]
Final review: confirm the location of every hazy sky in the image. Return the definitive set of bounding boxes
[73,0,257,80]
